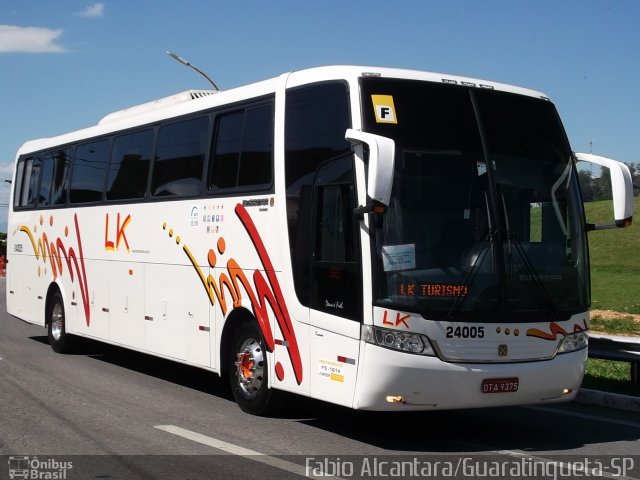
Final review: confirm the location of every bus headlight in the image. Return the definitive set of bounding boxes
[362,325,435,356]
[557,331,589,354]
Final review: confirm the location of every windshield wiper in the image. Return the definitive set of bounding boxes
[500,194,558,317]
[446,228,494,320]
[446,192,495,320]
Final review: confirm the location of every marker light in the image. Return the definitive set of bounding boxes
[362,325,435,356]
[385,395,405,403]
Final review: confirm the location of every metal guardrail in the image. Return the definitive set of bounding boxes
[588,334,640,386]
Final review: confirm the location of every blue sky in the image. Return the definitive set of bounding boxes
[1,1,638,225]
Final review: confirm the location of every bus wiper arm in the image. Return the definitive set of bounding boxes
[508,233,558,317]
[446,228,494,321]
[447,192,495,320]
[500,195,558,317]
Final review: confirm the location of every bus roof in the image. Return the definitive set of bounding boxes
[16,65,550,157]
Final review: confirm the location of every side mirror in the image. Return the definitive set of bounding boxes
[575,152,634,229]
[345,129,395,209]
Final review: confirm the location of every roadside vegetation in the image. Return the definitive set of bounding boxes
[582,359,638,396]
[585,196,640,317]
[589,313,640,336]
[582,195,640,396]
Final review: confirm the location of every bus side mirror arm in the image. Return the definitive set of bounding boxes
[353,202,386,217]
[345,129,395,216]
[575,152,634,229]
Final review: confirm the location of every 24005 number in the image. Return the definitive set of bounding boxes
[446,326,485,338]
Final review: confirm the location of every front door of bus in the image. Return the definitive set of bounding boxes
[308,179,363,408]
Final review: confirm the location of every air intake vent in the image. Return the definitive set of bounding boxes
[99,90,216,125]
[189,90,215,100]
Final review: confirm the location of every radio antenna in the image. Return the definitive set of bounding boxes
[166,51,220,91]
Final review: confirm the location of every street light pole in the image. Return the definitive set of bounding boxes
[166,51,220,91]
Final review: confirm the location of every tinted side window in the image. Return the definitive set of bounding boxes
[13,158,27,208]
[311,181,361,320]
[284,83,353,308]
[211,110,243,189]
[13,157,39,208]
[38,153,55,207]
[210,103,273,191]
[70,139,109,203]
[26,157,41,206]
[47,148,71,206]
[152,116,209,197]
[14,149,70,209]
[107,129,153,200]
[310,154,356,265]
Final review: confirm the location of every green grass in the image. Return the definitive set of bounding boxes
[582,358,639,396]
[590,315,640,335]
[581,198,639,397]
[585,197,640,314]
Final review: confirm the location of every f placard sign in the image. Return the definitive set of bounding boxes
[371,94,398,124]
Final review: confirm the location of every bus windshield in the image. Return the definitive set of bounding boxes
[361,78,588,321]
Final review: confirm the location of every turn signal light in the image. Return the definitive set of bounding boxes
[385,395,405,404]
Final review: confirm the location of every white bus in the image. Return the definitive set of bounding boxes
[7,66,634,415]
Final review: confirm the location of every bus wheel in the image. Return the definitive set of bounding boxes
[47,291,73,353]
[229,322,273,415]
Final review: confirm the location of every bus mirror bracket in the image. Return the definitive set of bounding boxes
[345,129,395,210]
[574,152,634,230]
[353,202,387,217]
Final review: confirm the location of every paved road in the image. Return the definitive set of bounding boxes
[1,277,639,479]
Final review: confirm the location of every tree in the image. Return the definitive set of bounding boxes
[579,161,639,200]
[577,165,612,202]
[578,169,596,202]
[625,162,640,197]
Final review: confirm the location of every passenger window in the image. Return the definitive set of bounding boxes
[211,110,243,189]
[210,103,273,191]
[13,157,40,208]
[47,148,71,206]
[38,154,55,207]
[152,116,209,197]
[27,158,41,206]
[13,159,27,208]
[107,129,153,200]
[70,139,109,203]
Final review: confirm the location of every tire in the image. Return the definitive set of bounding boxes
[47,290,73,353]
[228,322,273,415]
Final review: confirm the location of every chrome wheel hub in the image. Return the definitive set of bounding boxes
[234,338,264,398]
[51,303,64,341]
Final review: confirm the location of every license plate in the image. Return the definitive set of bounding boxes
[482,377,519,393]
